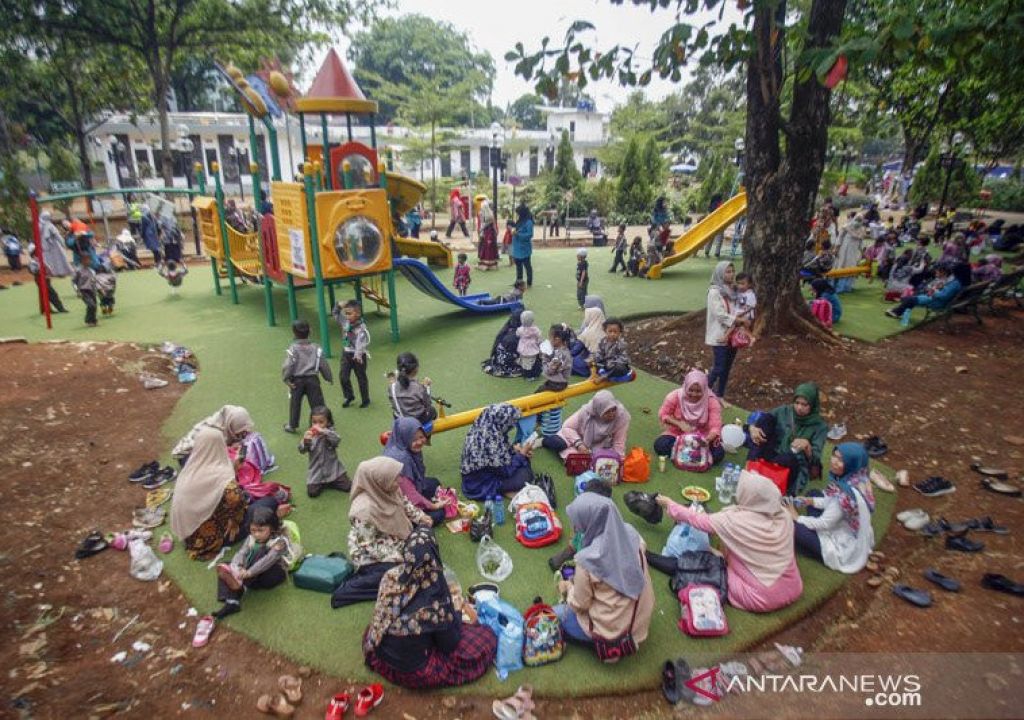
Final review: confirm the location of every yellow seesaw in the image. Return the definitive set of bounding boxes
[429,373,636,434]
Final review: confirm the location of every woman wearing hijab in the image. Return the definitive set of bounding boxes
[460,404,532,500]
[554,494,655,658]
[140,207,161,266]
[333,457,433,608]
[705,261,739,398]
[482,310,524,378]
[171,405,264,467]
[571,305,606,376]
[656,471,803,612]
[583,294,606,315]
[788,443,876,574]
[749,383,829,495]
[477,198,499,271]
[653,369,724,467]
[542,390,631,461]
[833,217,866,293]
[363,528,497,688]
[384,417,447,526]
[170,428,249,559]
[34,211,73,313]
[511,204,534,287]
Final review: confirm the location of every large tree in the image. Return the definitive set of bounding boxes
[348,14,495,125]
[507,93,546,130]
[9,0,384,186]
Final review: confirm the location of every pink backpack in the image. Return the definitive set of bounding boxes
[810,298,833,328]
[678,585,729,637]
[671,432,712,472]
[591,449,624,484]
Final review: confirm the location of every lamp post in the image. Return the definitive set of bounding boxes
[938,132,968,216]
[228,146,245,202]
[490,121,504,216]
[108,137,126,190]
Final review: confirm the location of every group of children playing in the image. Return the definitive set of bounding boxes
[608,223,671,279]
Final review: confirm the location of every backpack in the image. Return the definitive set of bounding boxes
[669,551,728,600]
[565,452,591,476]
[527,473,557,509]
[591,449,623,484]
[292,553,354,593]
[745,459,790,496]
[671,432,712,472]
[280,520,304,570]
[514,501,562,548]
[678,584,729,637]
[622,447,651,483]
[810,298,833,328]
[522,600,565,666]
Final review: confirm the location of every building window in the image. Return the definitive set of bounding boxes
[529,147,539,178]
[440,151,452,177]
[569,121,576,141]
[480,146,490,174]
[459,149,471,178]
[205,148,218,175]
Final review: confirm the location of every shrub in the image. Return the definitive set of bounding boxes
[983,178,1024,212]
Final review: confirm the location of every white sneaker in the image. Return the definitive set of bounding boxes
[827,423,847,441]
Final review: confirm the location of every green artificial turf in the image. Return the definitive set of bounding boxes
[1,248,894,696]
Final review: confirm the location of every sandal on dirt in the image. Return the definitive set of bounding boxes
[158,533,174,553]
[896,469,911,487]
[278,675,302,704]
[946,534,985,553]
[492,685,535,720]
[867,574,885,588]
[970,463,1008,479]
[980,478,1022,497]
[966,516,1009,534]
[192,615,215,647]
[662,658,695,705]
[891,583,933,608]
[869,469,895,492]
[883,566,901,582]
[74,530,109,559]
[146,487,173,510]
[256,693,295,717]
[132,507,166,529]
[325,693,350,720]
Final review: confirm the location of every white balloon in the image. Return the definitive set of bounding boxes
[721,423,745,453]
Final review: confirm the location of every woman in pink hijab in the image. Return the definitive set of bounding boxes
[653,368,724,466]
[656,471,803,612]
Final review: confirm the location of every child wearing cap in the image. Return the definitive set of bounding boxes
[576,248,589,308]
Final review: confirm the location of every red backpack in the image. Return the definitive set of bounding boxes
[514,501,562,548]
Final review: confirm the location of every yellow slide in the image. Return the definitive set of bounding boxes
[394,236,454,268]
[385,170,453,268]
[647,191,747,279]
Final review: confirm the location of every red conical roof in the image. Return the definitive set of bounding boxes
[306,48,365,101]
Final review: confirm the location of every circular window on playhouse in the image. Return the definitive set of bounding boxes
[339,154,375,189]
[333,216,384,272]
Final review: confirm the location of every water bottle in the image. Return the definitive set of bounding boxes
[493,495,506,526]
[483,499,494,522]
[900,308,912,326]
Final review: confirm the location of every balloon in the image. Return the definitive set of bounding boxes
[721,424,745,453]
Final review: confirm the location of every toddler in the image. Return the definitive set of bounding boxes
[643,243,663,277]
[332,299,371,408]
[299,406,351,497]
[626,237,645,277]
[734,272,757,324]
[96,267,117,316]
[212,506,297,619]
[609,223,627,273]
[159,259,189,292]
[810,278,842,326]
[479,279,526,306]
[72,254,99,327]
[453,253,471,296]
[281,319,332,433]
[516,310,543,379]
[576,248,589,308]
[592,317,631,378]
[388,352,437,424]
[537,324,573,393]
[502,221,514,263]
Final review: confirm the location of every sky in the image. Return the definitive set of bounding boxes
[330,0,746,112]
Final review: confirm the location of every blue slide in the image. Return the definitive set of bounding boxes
[393,257,523,314]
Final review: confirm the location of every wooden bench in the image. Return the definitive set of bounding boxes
[986,268,1024,312]
[922,281,991,325]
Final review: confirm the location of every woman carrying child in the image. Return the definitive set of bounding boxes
[388,352,437,425]
[363,528,496,689]
[332,456,433,608]
[515,310,543,379]
[542,390,630,463]
[653,369,724,468]
[705,262,740,398]
[460,404,532,500]
[299,406,350,498]
[384,417,448,526]
[788,443,875,574]
[654,470,803,612]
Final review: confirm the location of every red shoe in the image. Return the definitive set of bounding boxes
[325,692,350,720]
[378,431,390,447]
[353,684,383,717]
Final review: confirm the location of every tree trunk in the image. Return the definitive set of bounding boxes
[742,0,847,337]
[430,120,437,230]
[74,129,94,190]
[152,58,174,187]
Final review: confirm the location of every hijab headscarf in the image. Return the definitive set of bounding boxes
[583,294,606,315]
[383,417,428,490]
[775,382,826,449]
[710,261,735,300]
[349,456,414,539]
[38,211,74,277]
[363,527,457,654]
[209,405,254,444]
[170,428,236,540]
[574,390,630,450]
[709,471,795,586]
[825,442,875,532]
[492,309,523,355]
[460,404,520,476]
[577,306,606,353]
[567,493,646,598]
[678,369,712,427]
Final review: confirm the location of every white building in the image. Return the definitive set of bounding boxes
[87,105,609,194]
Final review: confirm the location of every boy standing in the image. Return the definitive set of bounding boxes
[609,223,627,273]
[73,254,99,327]
[281,320,333,432]
[333,299,371,408]
[592,318,631,378]
[576,248,589,308]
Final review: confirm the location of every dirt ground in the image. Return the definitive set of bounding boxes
[2,300,1023,719]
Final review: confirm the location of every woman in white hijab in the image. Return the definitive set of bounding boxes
[834,216,866,293]
[705,261,739,398]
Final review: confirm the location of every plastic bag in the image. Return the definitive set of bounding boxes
[508,484,550,515]
[475,535,513,582]
[496,619,525,679]
[128,537,163,581]
[662,522,711,558]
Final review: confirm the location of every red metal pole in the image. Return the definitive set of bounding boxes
[29,193,52,330]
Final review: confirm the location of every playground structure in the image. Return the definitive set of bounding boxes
[645,190,871,282]
[188,50,518,355]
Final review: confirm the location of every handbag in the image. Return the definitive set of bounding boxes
[669,550,728,602]
[745,458,790,496]
[565,452,591,476]
[728,326,754,349]
[589,550,645,662]
[292,553,354,593]
[470,508,494,542]
[622,447,651,483]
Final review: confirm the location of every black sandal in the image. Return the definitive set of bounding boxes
[662,658,695,705]
[970,463,1009,480]
[981,478,1022,497]
[966,516,1009,534]
[74,530,109,559]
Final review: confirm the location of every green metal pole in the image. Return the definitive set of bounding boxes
[211,257,222,295]
[286,273,298,323]
[304,169,331,357]
[354,280,363,306]
[320,114,332,190]
[370,116,377,150]
[249,116,275,327]
[299,113,308,165]
[262,119,282,181]
[195,165,207,194]
[342,162,353,190]
[213,167,238,304]
[248,115,262,212]
[387,269,399,342]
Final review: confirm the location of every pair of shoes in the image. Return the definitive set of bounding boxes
[946,532,985,553]
[142,466,176,490]
[212,602,240,620]
[342,399,354,408]
[980,477,1022,497]
[914,476,956,497]
[869,468,896,492]
[923,568,961,592]
[133,507,166,529]
[981,573,1024,597]
[493,684,535,720]
[282,424,297,434]
[896,508,930,531]
[863,435,888,457]
[359,400,370,408]
[128,460,160,483]
[970,462,1008,479]
[326,684,383,719]
[827,423,847,441]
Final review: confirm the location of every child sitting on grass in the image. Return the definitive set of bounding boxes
[213,506,297,619]
[537,324,573,393]
[299,406,351,497]
[453,253,471,296]
[516,310,543,379]
[592,317,631,378]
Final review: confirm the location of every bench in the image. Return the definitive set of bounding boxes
[922,281,991,325]
[986,268,1024,313]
